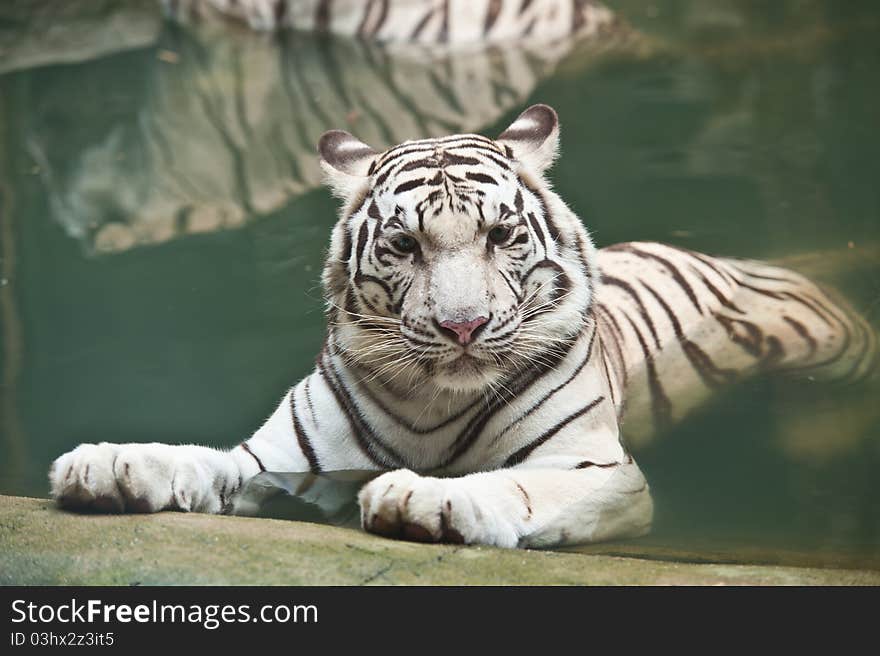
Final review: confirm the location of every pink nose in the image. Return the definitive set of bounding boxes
[438,316,489,345]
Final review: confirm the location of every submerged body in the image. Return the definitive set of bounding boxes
[49,105,876,548]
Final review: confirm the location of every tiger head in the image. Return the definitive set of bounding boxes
[319,105,596,393]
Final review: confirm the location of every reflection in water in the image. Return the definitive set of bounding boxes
[21,8,624,255]
[163,0,615,46]
[2,0,879,561]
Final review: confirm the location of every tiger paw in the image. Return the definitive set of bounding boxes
[49,442,239,514]
[358,469,518,548]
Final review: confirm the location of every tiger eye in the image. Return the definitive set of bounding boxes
[488,226,512,244]
[392,235,418,253]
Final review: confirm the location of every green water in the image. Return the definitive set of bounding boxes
[1,1,878,564]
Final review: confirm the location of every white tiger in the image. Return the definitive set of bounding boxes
[49,105,877,548]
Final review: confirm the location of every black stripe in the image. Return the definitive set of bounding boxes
[687,264,743,314]
[371,0,390,36]
[356,379,483,435]
[320,352,407,467]
[440,152,482,166]
[728,277,786,300]
[438,336,579,468]
[400,333,442,348]
[601,274,662,350]
[599,343,618,413]
[527,212,547,252]
[374,146,439,181]
[781,306,853,375]
[484,0,502,33]
[356,0,390,37]
[304,377,318,427]
[438,133,496,146]
[619,244,703,314]
[783,315,818,361]
[290,387,321,473]
[399,157,440,173]
[505,396,605,466]
[739,280,839,332]
[842,309,876,382]
[521,259,571,320]
[316,354,387,467]
[574,459,619,469]
[439,0,449,42]
[621,311,672,429]
[240,442,265,472]
[490,325,597,448]
[499,268,521,300]
[729,259,800,284]
[315,0,331,31]
[357,0,376,35]
[394,178,425,194]
[373,139,505,179]
[340,226,353,274]
[785,290,839,328]
[479,150,514,171]
[595,303,628,391]
[446,142,512,168]
[713,312,765,359]
[571,0,587,34]
[411,6,435,39]
[523,181,561,245]
[575,232,595,302]
[367,199,382,220]
[354,219,369,277]
[465,172,498,185]
[661,243,739,288]
[639,280,737,388]
[442,139,504,154]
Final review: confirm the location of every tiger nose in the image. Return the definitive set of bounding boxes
[437,316,489,346]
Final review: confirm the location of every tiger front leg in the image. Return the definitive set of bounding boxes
[48,380,335,515]
[49,442,263,515]
[358,458,654,549]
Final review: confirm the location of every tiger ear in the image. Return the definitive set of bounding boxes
[496,104,560,174]
[318,130,378,199]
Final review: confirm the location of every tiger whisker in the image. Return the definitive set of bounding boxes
[325,300,402,325]
[518,273,564,310]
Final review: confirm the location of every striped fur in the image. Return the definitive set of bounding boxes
[596,243,877,449]
[49,104,877,548]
